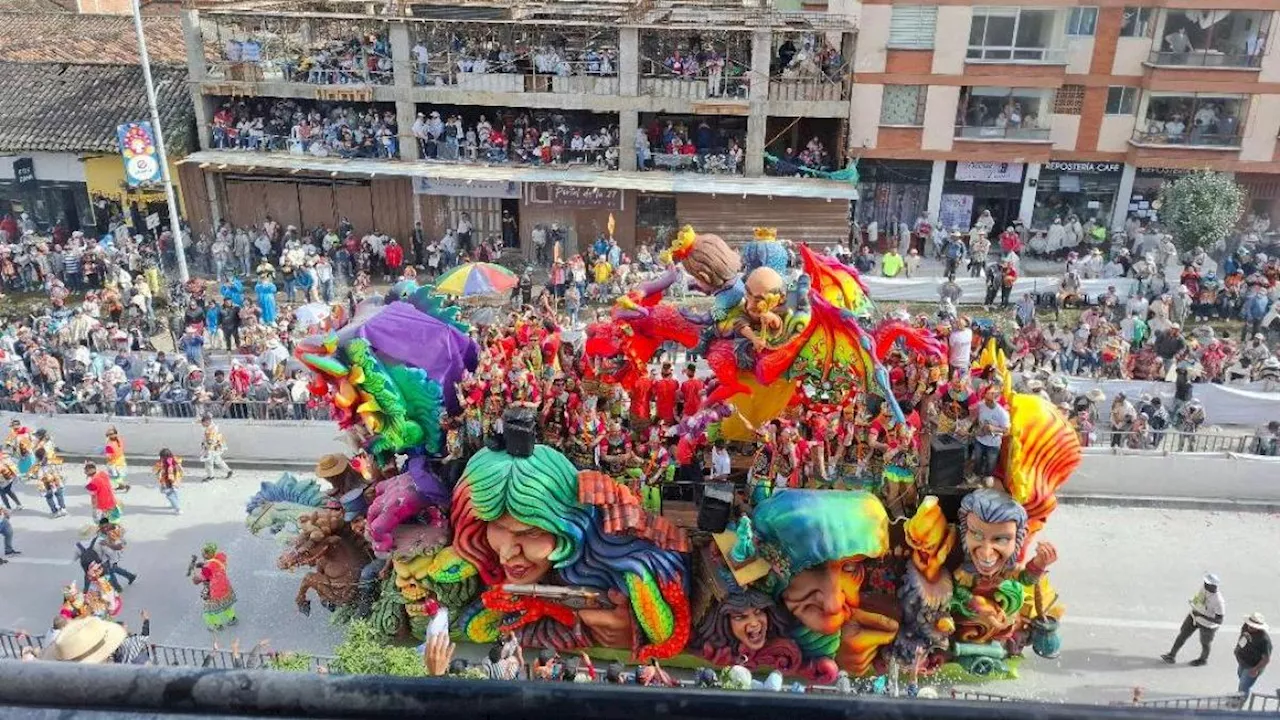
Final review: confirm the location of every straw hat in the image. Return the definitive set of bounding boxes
[1245,612,1269,631]
[42,617,126,663]
[1085,388,1106,403]
[314,453,351,479]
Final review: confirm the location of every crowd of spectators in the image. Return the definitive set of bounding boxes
[286,33,393,86]
[412,109,618,168]
[412,35,619,86]
[211,99,399,159]
[635,118,744,174]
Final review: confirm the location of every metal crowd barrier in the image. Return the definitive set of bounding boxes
[1117,692,1280,712]
[1,631,332,672]
[1092,428,1276,456]
[0,398,334,423]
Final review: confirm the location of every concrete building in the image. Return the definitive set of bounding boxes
[176,0,861,255]
[851,2,1280,240]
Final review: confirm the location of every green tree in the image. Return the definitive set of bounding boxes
[1157,170,1244,253]
[330,619,427,676]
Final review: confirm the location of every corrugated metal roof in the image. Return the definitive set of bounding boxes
[184,149,859,199]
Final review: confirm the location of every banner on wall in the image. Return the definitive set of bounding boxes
[938,193,974,231]
[955,161,1024,183]
[526,183,625,210]
[412,177,520,198]
[116,121,163,187]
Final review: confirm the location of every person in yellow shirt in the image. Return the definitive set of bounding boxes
[593,257,613,285]
[881,247,905,278]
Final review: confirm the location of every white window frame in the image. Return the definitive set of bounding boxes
[1105,87,1139,115]
[1066,7,1099,37]
[1119,7,1154,38]
[967,7,1062,63]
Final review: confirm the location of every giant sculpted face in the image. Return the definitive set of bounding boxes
[781,559,865,635]
[485,513,556,584]
[958,489,1028,578]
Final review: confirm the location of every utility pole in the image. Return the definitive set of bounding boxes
[130,0,190,282]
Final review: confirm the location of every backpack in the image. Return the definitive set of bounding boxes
[76,536,102,572]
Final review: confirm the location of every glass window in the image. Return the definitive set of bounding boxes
[1136,94,1247,146]
[1105,87,1139,115]
[1066,8,1098,36]
[1154,10,1272,68]
[968,7,1059,62]
[1119,7,1154,37]
[889,6,938,49]
[880,85,927,125]
[956,86,1054,139]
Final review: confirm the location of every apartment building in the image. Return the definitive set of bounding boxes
[851,2,1280,237]
[176,0,862,254]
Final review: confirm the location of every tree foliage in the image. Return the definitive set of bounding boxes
[1158,171,1244,252]
[330,619,427,676]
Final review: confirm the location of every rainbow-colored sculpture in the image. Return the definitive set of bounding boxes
[267,229,1079,684]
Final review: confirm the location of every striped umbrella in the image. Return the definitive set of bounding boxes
[433,262,518,297]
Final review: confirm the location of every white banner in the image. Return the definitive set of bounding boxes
[860,275,1138,303]
[412,177,520,198]
[954,161,1024,183]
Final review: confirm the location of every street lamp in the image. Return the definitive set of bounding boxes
[130,0,190,283]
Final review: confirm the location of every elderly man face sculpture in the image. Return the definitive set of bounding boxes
[958,489,1026,578]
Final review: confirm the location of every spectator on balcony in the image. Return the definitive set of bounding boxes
[413,40,430,85]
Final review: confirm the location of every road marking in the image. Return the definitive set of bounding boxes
[3,557,74,567]
[1061,615,1181,631]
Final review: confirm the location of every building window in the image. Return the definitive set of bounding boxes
[967,7,1062,62]
[1105,87,1139,115]
[1066,8,1099,36]
[1152,10,1271,68]
[888,6,937,49]
[880,85,927,125]
[956,86,1054,140]
[1054,85,1085,115]
[1120,7,1154,37]
[1135,93,1247,147]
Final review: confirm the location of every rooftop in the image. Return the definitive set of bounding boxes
[196,0,855,31]
[0,62,194,154]
[0,12,193,65]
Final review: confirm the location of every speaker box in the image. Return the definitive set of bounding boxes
[928,434,968,489]
[696,483,735,533]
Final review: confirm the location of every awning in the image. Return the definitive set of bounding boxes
[182,150,858,201]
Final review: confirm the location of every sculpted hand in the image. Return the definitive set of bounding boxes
[577,589,633,649]
[1032,542,1058,570]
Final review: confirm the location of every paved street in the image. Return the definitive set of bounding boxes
[0,463,1276,705]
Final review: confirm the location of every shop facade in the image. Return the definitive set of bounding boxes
[518,184,636,259]
[854,159,932,234]
[939,161,1026,233]
[0,153,94,233]
[1031,161,1124,231]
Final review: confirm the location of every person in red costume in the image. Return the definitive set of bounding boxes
[653,363,680,424]
[384,239,404,278]
[630,367,655,428]
[679,364,704,418]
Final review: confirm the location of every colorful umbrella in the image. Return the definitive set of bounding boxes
[434,262,518,296]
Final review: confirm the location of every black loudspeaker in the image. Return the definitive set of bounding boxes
[928,434,968,489]
[697,483,735,533]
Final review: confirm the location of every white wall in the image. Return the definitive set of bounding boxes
[922,85,959,150]
[1111,37,1151,76]
[1240,94,1280,162]
[1098,114,1137,152]
[1050,113,1080,150]
[0,152,86,184]
[1259,13,1280,82]
[856,3,891,73]
[931,6,971,75]
[849,83,883,150]
[1065,37,1095,74]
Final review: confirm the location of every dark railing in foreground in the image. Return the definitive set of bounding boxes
[0,662,1261,719]
[1117,692,1280,712]
[0,631,332,672]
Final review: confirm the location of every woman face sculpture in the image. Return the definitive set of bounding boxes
[485,513,556,583]
[729,606,769,651]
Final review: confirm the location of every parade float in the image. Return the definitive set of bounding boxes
[246,225,1078,683]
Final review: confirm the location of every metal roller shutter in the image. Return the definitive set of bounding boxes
[675,194,850,248]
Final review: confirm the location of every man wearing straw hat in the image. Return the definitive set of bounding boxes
[41,609,150,664]
[1235,612,1272,695]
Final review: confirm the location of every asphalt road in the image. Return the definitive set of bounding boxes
[0,465,1275,705]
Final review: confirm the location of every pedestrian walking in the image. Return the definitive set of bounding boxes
[199,414,233,482]
[0,507,20,564]
[84,462,122,523]
[153,448,183,514]
[1235,613,1272,695]
[1163,573,1224,666]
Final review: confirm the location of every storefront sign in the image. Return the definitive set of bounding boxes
[527,183,625,210]
[117,121,163,187]
[412,177,520,199]
[12,157,35,188]
[954,162,1023,184]
[1137,167,1194,177]
[1044,161,1122,174]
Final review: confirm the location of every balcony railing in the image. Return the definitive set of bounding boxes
[954,125,1051,141]
[965,47,1068,64]
[1147,50,1264,69]
[1130,129,1242,148]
